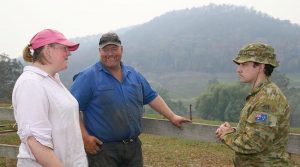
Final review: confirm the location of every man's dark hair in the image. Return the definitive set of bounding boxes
[253,62,274,76]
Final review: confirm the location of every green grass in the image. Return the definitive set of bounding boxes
[0,157,16,167]
[141,134,234,166]
[290,128,300,134]
[0,134,299,166]
[0,133,19,145]
[141,134,300,166]
[0,120,15,125]
[0,120,18,146]
[0,103,12,108]
[0,120,16,131]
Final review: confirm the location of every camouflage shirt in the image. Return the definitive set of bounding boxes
[221,78,290,167]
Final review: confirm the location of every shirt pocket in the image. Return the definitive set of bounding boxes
[127,83,143,105]
[95,85,115,105]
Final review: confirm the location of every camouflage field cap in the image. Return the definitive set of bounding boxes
[233,42,279,67]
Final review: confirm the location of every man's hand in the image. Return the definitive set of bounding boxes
[83,135,103,154]
[170,114,191,128]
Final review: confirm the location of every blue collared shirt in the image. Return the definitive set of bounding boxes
[70,62,157,142]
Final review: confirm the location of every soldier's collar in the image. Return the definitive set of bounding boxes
[248,78,271,97]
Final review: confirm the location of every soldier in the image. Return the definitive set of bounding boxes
[215,42,290,166]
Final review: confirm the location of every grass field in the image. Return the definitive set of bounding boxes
[141,134,300,167]
[1,133,299,167]
[141,134,234,167]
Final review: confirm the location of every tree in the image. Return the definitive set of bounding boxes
[195,82,249,122]
[271,70,290,93]
[0,54,23,103]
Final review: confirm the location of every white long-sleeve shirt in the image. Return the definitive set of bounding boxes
[12,66,87,167]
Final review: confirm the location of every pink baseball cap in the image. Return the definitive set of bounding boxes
[29,29,79,51]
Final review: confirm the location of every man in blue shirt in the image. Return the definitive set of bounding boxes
[71,32,190,167]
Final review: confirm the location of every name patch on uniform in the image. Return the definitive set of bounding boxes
[255,114,268,122]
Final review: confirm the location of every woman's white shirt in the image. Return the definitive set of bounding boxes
[12,66,87,167]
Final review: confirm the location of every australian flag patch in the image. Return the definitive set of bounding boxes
[255,114,268,122]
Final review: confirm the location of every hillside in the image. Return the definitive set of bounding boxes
[61,4,300,98]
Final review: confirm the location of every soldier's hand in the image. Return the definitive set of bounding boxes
[215,122,235,139]
[215,127,222,139]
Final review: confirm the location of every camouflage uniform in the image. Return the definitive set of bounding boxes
[220,43,291,166]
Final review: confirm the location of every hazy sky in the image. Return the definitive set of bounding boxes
[1,0,300,58]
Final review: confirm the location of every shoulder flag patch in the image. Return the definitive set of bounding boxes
[255,114,268,122]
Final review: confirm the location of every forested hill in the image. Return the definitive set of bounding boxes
[63,4,300,85]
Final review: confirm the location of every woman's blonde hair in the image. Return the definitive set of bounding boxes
[22,44,49,65]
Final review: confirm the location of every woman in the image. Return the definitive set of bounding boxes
[12,29,88,167]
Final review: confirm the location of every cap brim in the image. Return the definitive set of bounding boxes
[233,60,239,64]
[57,40,79,51]
[233,59,246,65]
[99,42,121,49]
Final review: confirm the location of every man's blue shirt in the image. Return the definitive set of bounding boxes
[70,62,158,142]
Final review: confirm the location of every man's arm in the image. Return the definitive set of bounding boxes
[79,112,102,154]
[148,95,190,128]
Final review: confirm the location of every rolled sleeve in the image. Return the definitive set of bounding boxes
[19,123,53,148]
